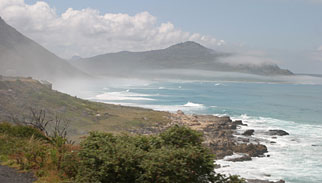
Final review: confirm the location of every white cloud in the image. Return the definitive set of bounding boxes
[0,0,225,58]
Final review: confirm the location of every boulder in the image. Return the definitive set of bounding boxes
[247,179,285,183]
[234,143,268,157]
[176,110,184,115]
[229,123,237,129]
[268,130,289,136]
[232,120,247,126]
[242,129,255,136]
[219,116,232,123]
[227,154,252,162]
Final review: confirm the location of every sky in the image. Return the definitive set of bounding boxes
[1,0,322,74]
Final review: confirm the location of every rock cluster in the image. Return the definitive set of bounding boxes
[247,179,285,183]
[267,130,289,136]
[130,110,268,160]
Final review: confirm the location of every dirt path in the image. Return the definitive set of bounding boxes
[0,165,36,183]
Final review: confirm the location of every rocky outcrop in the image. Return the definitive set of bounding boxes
[128,111,285,183]
[130,111,268,160]
[233,120,247,126]
[242,129,255,136]
[247,179,285,183]
[267,130,289,136]
[226,154,252,162]
[233,143,268,157]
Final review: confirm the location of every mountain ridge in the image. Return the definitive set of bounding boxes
[71,41,293,77]
[0,17,88,82]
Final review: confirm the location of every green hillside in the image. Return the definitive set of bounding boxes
[0,76,170,140]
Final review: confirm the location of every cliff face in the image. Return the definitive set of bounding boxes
[70,41,293,77]
[0,17,88,82]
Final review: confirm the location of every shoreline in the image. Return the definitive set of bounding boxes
[129,110,288,183]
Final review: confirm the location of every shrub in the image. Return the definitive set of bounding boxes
[0,123,245,183]
[14,136,48,170]
[59,149,80,178]
[138,145,215,183]
[76,126,228,183]
[0,123,47,140]
[76,133,145,183]
[160,125,203,147]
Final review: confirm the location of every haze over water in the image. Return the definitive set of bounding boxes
[68,78,322,183]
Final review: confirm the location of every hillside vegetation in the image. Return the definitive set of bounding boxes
[0,123,244,183]
[0,76,170,140]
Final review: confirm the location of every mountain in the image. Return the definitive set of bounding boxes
[70,41,293,77]
[0,17,88,82]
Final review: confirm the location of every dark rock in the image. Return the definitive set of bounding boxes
[242,129,255,136]
[247,179,285,183]
[233,120,247,126]
[214,164,221,169]
[268,130,289,136]
[227,154,252,162]
[219,116,232,123]
[237,137,250,143]
[234,143,268,157]
[176,110,184,115]
[229,123,237,129]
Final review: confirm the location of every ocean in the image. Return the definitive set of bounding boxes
[66,79,322,183]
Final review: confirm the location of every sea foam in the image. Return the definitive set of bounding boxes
[93,91,156,101]
[216,114,322,183]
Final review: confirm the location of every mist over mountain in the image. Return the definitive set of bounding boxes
[0,17,88,82]
[70,41,293,77]
[0,16,292,83]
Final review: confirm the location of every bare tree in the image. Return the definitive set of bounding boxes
[7,107,73,143]
[22,107,53,136]
[52,114,70,139]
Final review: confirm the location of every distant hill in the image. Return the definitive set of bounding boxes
[0,17,88,82]
[70,41,293,77]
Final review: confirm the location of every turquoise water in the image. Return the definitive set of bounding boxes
[99,82,322,125]
[72,80,322,183]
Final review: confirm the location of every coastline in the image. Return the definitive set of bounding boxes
[129,110,287,183]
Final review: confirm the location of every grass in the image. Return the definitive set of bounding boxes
[0,123,75,182]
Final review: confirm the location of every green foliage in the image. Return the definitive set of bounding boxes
[138,145,215,183]
[0,134,24,159]
[0,123,78,181]
[0,123,245,183]
[0,123,47,140]
[76,126,241,183]
[59,150,79,178]
[160,125,203,147]
[15,137,48,170]
[0,123,48,164]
